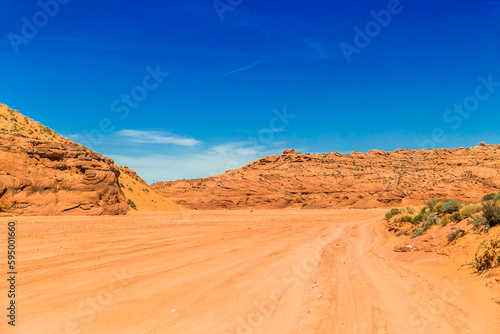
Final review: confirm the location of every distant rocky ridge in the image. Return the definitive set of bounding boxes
[152,145,500,210]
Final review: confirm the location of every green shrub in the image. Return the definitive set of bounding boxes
[482,201,500,227]
[396,229,408,237]
[385,208,401,220]
[390,208,401,216]
[460,203,483,218]
[411,227,424,239]
[413,212,427,224]
[472,215,488,231]
[450,212,463,223]
[406,207,415,215]
[447,229,465,243]
[301,203,308,207]
[483,193,497,202]
[437,199,462,215]
[422,213,439,231]
[126,199,137,210]
[435,202,442,213]
[441,216,449,227]
[400,215,414,223]
[428,212,439,225]
[426,199,439,211]
[0,202,3,212]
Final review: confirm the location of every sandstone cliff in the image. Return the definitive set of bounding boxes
[0,103,129,215]
[152,145,500,209]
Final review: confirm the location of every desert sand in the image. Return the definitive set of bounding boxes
[1,209,498,334]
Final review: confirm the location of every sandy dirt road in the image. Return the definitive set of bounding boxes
[0,210,498,334]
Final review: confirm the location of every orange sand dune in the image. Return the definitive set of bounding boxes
[118,166,184,212]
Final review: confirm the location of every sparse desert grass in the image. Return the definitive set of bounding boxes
[0,103,66,143]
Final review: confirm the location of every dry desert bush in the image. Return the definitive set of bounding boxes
[472,238,500,272]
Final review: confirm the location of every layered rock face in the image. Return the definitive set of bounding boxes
[152,146,500,210]
[0,103,128,215]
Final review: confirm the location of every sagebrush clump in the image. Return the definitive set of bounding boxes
[447,229,465,243]
[483,201,500,228]
[482,193,500,202]
[385,208,401,220]
[460,203,483,218]
[426,199,439,212]
[437,199,462,215]
[126,199,137,210]
[472,215,489,232]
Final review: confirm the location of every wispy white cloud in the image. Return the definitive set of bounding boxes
[67,130,200,147]
[223,50,299,76]
[65,133,87,142]
[223,58,267,76]
[211,141,262,156]
[108,140,283,183]
[258,128,285,133]
[116,129,200,146]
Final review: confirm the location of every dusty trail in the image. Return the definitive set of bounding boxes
[296,218,500,333]
[0,210,498,334]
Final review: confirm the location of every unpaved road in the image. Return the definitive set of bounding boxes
[0,210,498,333]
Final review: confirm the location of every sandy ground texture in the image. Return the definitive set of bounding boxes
[0,210,499,334]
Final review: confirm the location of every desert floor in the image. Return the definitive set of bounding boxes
[1,210,499,334]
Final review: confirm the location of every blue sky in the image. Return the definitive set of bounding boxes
[1,0,500,182]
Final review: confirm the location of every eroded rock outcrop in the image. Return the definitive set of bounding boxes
[152,145,500,210]
[0,103,128,215]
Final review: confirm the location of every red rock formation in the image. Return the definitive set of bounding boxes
[152,146,500,210]
[0,103,128,215]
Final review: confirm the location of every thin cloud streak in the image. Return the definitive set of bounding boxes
[222,50,300,76]
[116,129,201,146]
